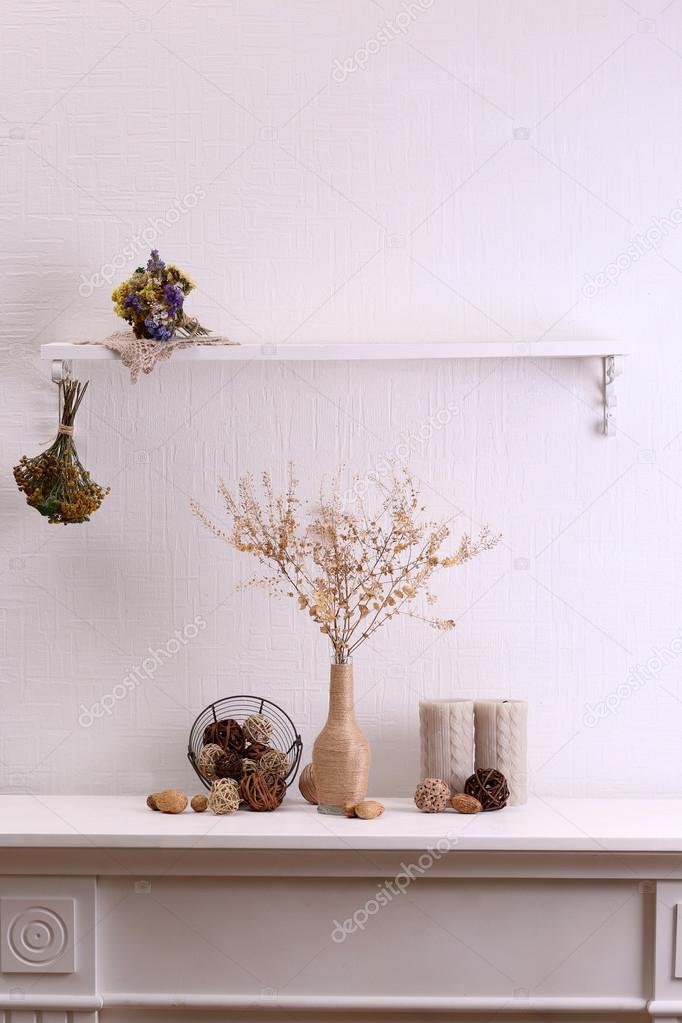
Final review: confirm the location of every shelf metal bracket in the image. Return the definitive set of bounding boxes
[603,355,622,437]
[51,359,72,385]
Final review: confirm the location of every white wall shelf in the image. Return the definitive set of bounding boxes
[42,339,628,362]
[41,340,630,436]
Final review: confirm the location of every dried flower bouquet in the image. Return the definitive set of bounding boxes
[112,249,209,342]
[192,466,499,664]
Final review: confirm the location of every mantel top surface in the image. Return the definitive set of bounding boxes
[0,795,678,852]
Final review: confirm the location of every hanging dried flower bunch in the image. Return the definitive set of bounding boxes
[192,467,500,663]
[13,379,110,525]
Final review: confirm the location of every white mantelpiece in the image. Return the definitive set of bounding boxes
[0,795,681,1021]
[0,793,677,851]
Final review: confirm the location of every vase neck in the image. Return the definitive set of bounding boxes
[328,662,355,717]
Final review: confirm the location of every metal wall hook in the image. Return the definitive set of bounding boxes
[51,359,72,385]
[603,355,622,437]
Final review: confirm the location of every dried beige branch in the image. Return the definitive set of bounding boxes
[192,466,500,663]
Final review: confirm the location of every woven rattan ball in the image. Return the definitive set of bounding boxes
[203,718,245,755]
[244,741,269,761]
[414,778,450,813]
[298,763,317,804]
[259,749,288,777]
[214,750,243,780]
[196,743,224,781]
[208,778,240,815]
[464,768,510,811]
[240,770,286,812]
[243,713,274,745]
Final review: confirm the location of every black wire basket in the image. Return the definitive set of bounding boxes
[187,695,303,791]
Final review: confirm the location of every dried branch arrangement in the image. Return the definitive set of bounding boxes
[192,467,500,663]
[13,379,110,525]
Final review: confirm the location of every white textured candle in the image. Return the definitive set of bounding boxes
[419,700,474,794]
[474,700,528,805]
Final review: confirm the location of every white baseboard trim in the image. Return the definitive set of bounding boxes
[647,1001,682,1016]
[0,994,102,1009]
[102,993,648,1012]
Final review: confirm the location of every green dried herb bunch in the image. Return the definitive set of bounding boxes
[13,378,110,525]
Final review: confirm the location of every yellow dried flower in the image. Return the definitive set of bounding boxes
[13,379,110,525]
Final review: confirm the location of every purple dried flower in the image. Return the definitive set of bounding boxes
[143,317,173,342]
[146,249,165,272]
[163,283,184,316]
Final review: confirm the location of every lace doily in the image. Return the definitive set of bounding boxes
[76,330,238,383]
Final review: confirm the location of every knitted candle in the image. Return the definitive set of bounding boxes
[419,699,474,794]
[473,700,528,806]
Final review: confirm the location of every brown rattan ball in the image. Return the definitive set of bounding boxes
[414,778,450,813]
[259,749,289,777]
[298,763,317,804]
[243,741,269,761]
[464,768,509,811]
[214,750,243,780]
[240,770,286,812]
[203,718,245,755]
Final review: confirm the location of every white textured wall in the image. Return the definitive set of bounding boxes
[1,0,681,798]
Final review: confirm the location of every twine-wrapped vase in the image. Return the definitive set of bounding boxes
[313,662,370,815]
[419,699,474,794]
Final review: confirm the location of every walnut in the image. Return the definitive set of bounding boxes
[451,792,482,814]
[354,800,384,820]
[154,789,188,814]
